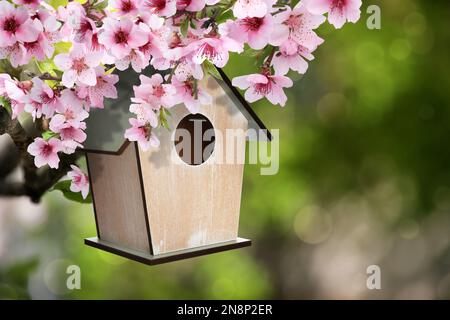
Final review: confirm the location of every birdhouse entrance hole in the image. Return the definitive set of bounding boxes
[174,113,216,165]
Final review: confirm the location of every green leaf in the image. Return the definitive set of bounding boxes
[202,60,222,80]
[216,9,234,24]
[93,0,109,11]
[0,96,12,115]
[53,41,72,55]
[51,180,93,204]
[42,130,58,141]
[46,0,69,10]
[35,58,58,76]
[159,108,171,130]
[180,18,189,38]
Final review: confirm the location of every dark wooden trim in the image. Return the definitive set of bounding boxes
[85,153,101,239]
[85,237,252,266]
[216,68,272,141]
[133,142,154,255]
[79,140,131,156]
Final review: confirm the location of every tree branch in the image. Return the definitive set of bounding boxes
[0,108,82,203]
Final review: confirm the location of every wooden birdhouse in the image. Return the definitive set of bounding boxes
[82,67,271,265]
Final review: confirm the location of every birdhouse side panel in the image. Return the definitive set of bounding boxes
[138,76,248,255]
[87,143,151,253]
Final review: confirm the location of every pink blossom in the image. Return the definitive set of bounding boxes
[188,36,240,68]
[82,67,119,109]
[304,0,362,29]
[27,137,62,169]
[272,3,326,51]
[115,49,149,72]
[228,15,274,50]
[26,77,62,118]
[67,165,90,199]
[232,0,276,19]
[272,40,316,75]
[232,72,293,106]
[171,78,212,113]
[133,74,177,109]
[59,89,86,114]
[124,118,160,151]
[49,116,87,143]
[54,44,103,88]
[2,78,30,118]
[129,103,159,127]
[98,18,148,59]
[0,42,26,67]
[0,1,41,47]
[176,0,205,12]
[109,0,142,17]
[56,90,89,124]
[173,57,204,81]
[13,0,41,9]
[73,17,96,45]
[29,10,61,60]
[142,0,177,17]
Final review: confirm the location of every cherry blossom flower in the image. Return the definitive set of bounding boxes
[176,0,205,12]
[109,0,141,17]
[188,36,242,68]
[124,118,160,150]
[2,77,30,118]
[232,72,293,106]
[129,103,159,127]
[228,15,275,50]
[272,3,326,51]
[142,0,177,17]
[232,0,276,19]
[26,77,62,118]
[49,115,87,143]
[72,17,96,45]
[171,78,212,113]
[98,17,148,59]
[115,49,149,72]
[80,67,119,109]
[133,74,177,109]
[172,57,204,81]
[54,44,103,88]
[304,0,362,29]
[13,0,41,9]
[0,42,26,67]
[272,40,316,75]
[56,91,89,124]
[27,137,62,169]
[0,1,41,47]
[30,9,61,59]
[67,165,90,199]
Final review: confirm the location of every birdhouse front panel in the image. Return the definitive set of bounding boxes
[138,76,249,254]
[87,143,150,253]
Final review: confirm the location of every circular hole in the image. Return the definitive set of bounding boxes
[174,114,216,165]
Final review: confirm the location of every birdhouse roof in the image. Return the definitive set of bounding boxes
[81,67,272,155]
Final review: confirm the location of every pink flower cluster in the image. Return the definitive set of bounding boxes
[0,0,361,198]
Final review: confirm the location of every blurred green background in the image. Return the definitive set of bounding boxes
[1,0,450,299]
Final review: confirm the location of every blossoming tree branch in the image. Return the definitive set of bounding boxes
[0,0,361,202]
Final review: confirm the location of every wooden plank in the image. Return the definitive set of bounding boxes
[138,76,248,254]
[87,142,151,253]
[85,237,251,266]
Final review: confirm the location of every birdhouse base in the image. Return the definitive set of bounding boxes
[84,237,252,266]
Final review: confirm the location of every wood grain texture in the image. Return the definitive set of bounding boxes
[139,76,249,254]
[87,143,150,253]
